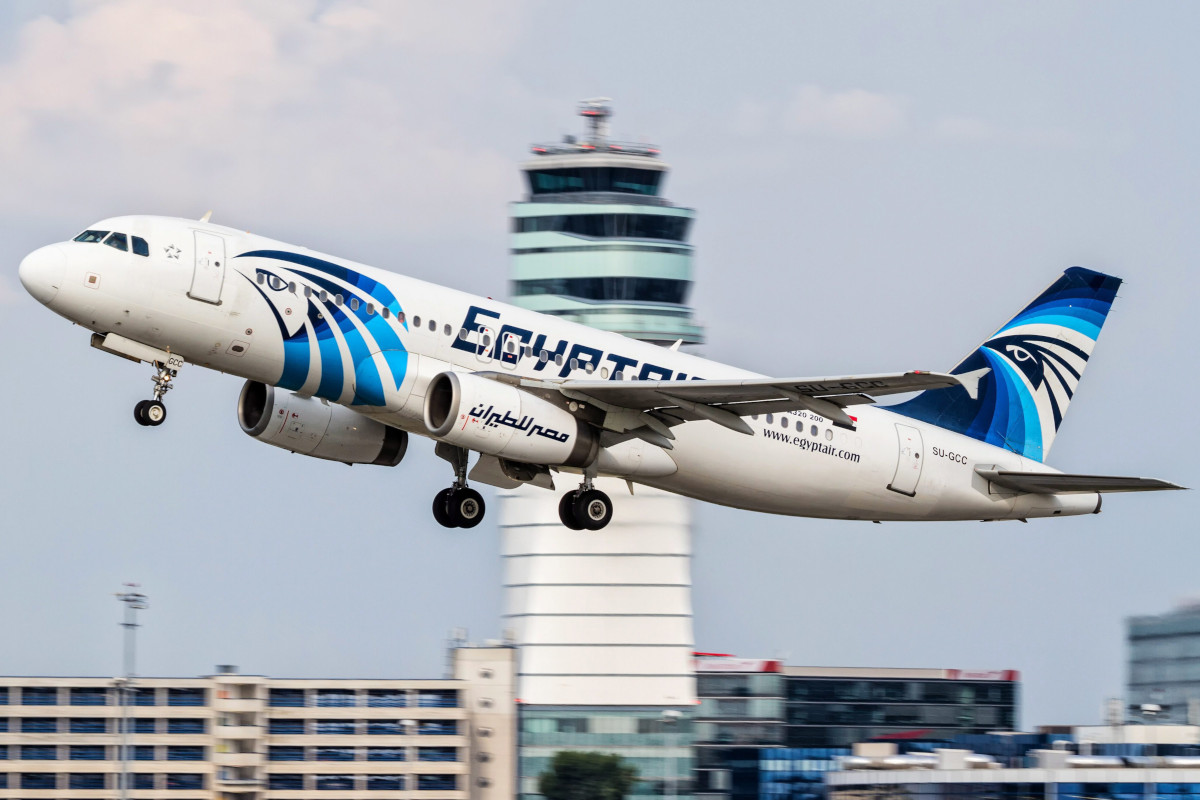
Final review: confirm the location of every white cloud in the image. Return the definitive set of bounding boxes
[0,0,532,236]
[932,115,997,142]
[782,84,908,139]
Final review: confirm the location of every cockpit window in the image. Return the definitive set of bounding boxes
[103,232,128,252]
[132,236,149,257]
[74,230,110,243]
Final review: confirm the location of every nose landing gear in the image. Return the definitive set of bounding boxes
[134,360,178,427]
[432,443,486,529]
[557,475,613,531]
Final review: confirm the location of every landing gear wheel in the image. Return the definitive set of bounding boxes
[432,488,456,528]
[574,489,613,531]
[143,400,166,426]
[558,492,585,531]
[449,488,486,529]
[134,399,166,427]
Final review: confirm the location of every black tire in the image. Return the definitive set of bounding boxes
[452,488,486,529]
[432,488,456,528]
[144,400,167,426]
[558,492,584,531]
[133,400,150,426]
[574,489,613,531]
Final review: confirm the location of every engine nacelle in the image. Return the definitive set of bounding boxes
[424,371,597,468]
[238,381,407,466]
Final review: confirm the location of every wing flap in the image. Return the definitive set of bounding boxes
[556,371,962,411]
[975,469,1186,494]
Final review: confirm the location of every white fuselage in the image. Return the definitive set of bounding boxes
[23,215,1097,522]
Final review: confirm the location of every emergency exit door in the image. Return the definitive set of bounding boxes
[887,423,924,496]
[189,231,226,304]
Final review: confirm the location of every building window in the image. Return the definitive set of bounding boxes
[165,773,205,790]
[134,718,156,733]
[367,690,406,708]
[167,718,205,734]
[21,745,57,760]
[268,746,305,761]
[0,719,7,732]
[315,719,356,735]
[367,720,403,735]
[269,688,305,707]
[133,746,155,760]
[417,690,458,708]
[70,687,108,706]
[317,747,357,761]
[366,747,406,761]
[22,717,56,732]
[315,690,357,707]
[167,746,205,761]
[132,688,156,706]
[167,688,205,707]
[133,773,155,789]
[269,774,305,790]
[22,773,57,789]
[70,773,107,789]
[22,687,57,705]
[526,168,663,197]
[368,775,404,790]
[269,718,305,735]
[70,718,107,733]
[0,688,8,704]
[419,720,458,735]
[417,774,458,791]
[512,276,691,305]
[69,745,106,760]
[418,747,458,762]
[315,774,356,791]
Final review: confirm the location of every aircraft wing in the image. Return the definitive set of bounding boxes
[975,469,1186,494]
[537,370,970,437]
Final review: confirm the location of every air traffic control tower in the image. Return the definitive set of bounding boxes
[501,100,701,799]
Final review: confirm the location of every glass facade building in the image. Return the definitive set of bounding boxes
[694,662,1019,800]
[518,707,694,799]
[1128,603,1200,717]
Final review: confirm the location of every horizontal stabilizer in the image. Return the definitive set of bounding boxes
[975,468,1186,494]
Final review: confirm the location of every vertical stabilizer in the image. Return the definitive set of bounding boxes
[889,267,1122,461]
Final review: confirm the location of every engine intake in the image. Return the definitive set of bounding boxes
[424,371,597,468]
[238,381,407,466]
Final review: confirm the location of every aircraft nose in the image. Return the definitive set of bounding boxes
[18,244,66,305]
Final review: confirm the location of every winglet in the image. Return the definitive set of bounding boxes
[954,367,991,401]
[200,210,213,223]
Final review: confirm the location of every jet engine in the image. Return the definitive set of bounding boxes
[238,381,407,466]
[424,371,597,467]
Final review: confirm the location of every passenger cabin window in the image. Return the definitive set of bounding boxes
[132,236,150,257]
[103,232,128,252]
[74,230,109,243]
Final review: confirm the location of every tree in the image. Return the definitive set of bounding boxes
[538,750,639,800]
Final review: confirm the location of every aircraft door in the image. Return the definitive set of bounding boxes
[189,231,226,304]
[498,331,521,370]
[475,326,496,364]
[887,423,924,496]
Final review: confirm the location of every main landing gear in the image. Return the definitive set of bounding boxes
[433,444,486,529]
[558,476,613,531]
[134,361,177,427]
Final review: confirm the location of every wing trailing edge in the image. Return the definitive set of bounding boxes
[974,468,1186,494]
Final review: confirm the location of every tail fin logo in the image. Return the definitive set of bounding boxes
[889,266,1121,462]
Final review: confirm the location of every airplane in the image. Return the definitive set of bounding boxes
[17,214,1183,530]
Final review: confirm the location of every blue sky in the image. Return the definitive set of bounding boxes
[0,1,1196,726]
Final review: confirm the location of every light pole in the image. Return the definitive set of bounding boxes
[116,585,148,800]
[661,710,681,800]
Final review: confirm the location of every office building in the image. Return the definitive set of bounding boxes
[0,645,515,800]
[1128,601,1200,718]
[694,659,1019,800]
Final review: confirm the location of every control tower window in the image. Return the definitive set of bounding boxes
[516,214,690,242]
[527,167,662,196]
[513,277,691,305]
